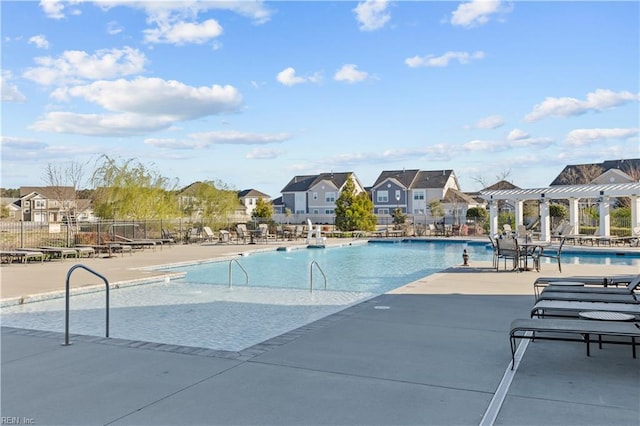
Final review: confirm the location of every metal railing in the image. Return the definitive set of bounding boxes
[310,260,327,292]
[228,259,249,288]
[64,264,110,346]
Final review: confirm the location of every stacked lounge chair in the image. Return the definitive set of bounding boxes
[508,274,640,368]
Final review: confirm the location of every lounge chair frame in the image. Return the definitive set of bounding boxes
[530,300,640,319]
[509,318,640,369]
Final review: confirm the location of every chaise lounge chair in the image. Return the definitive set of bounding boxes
[536,275,640,300]
[509,318,640,369]
[535,291,639,304]
[530,299,640,319]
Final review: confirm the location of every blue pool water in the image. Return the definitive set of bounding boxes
[1,240,637,351]
[169,240,493,293]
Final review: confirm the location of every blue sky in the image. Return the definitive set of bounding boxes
[1,0,638,198]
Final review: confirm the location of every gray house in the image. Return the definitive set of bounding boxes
[279,172,366,222]
[370,169,460,217]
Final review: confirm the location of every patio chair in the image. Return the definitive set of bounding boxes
[202,226,216,242]
[292,225,304,240]
[236,224,249,244]
[536,237,565,272]
[495,237,519,271]
[257,223,272,243]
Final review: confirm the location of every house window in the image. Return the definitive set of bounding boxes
[313,209,319,214]
[377,191,389,203]
[395,190,401,201]
[413,192,425,201]
[414,209,425,214]
[325,192,335,203]
[378,208,389,215]
[296,209,305,214]
[34,200,46,209]
[313,192,318,200]
[325,209,334,215]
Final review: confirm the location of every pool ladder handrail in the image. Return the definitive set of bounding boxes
[229,259,249,288]
[310,260,327,292]
[64,264,110,346]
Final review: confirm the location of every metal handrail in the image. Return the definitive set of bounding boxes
[64,264,110,346]
[229,259,249,288]
[310,260,327,292]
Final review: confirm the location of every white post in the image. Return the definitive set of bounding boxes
[489,201,499,236]
[630,196,640,230]
[598,195,610,237]
[568,197,579,235]
[540,197,550,242]
[514,200,524,228]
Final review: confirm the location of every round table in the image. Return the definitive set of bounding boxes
[579,310,636,350]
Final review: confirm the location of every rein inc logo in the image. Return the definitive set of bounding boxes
[1,418,34,425]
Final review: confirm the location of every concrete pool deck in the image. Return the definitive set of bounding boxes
[1,239,639,425]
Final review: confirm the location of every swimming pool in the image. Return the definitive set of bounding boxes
[1,240,637,352]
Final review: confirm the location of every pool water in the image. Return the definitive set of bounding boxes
[1,241,636,352]
[170,240,493,293]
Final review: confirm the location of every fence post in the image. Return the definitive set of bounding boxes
[20,220,24,248]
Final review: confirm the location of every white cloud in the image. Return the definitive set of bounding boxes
[144,19,223,45]
[450,0,508,28]
[405,51,485,68]
[189,130,290,145]
[507,128,529,141]
[53,77,242,119]
[1,71,27,102]
[0,136,48,150]
[23,46,147,86]
[107,21,123,35]
[276,67,322,86]
[525,89,640,122]
[31,112,175,136]
[463,139,504,152]
[564,128,639,146]
[246,148,284,159]
[28,34,50,49]
[334,64,369,83]
[145,131,290,150]
[39,0,66,19]
[354,0,391,31]
[474,115,504,129]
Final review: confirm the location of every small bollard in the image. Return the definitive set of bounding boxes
[462,249,469,266]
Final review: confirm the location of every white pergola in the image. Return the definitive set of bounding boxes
[480,183,640,242]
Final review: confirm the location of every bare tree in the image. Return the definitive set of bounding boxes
[558,164,604,185]
[42,161,88,223]
[471,168,513,189]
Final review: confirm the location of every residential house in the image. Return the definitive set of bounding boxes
[238,189,271,218]
[16,186,77,223]
[278,172,366,223]
[550,158,640,185]
[370,169,462,222]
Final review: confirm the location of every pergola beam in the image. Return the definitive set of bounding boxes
[481,183,640,242]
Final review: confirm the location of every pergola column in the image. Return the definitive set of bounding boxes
[540,197,550,242]
[514,200,524,228]
[631,196,640,230]
[598,194,610,236]
[568,197,579,235]
[489,200,499,236]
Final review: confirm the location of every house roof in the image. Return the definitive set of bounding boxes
[20,186,76,199]
[281,172,353,192]
[482,180,519,191]
[372,169,420,188]
[442,188,478,205]
[549,158,640,185]
[238,189,271,199]
[372,169,455,189]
